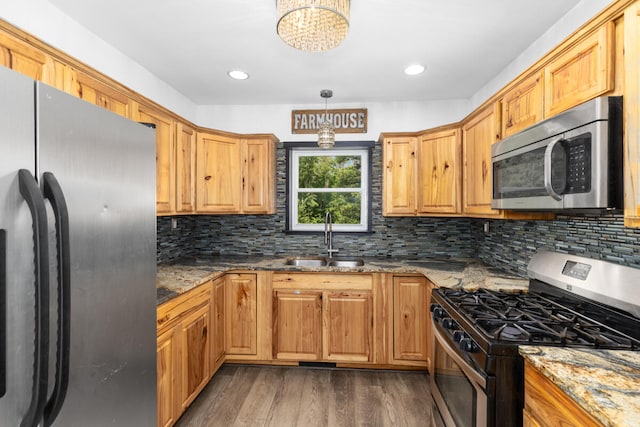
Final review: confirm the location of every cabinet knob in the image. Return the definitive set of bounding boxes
[204,175,211,181]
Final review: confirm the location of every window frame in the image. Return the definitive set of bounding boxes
[285,141,374,233]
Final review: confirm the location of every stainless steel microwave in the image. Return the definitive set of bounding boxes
[491,96,622,211]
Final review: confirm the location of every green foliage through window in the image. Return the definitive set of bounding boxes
[289,147,370,232]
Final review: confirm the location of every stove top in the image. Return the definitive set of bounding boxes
[438,288,640,350]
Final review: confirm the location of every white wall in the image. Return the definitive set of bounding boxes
[195,99,470,141]
[0,0,197,121]
[0,0,612,138]
[469,0,613,110]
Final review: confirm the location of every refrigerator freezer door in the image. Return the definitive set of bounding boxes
[0,67,39,425]
[36,83,157,426]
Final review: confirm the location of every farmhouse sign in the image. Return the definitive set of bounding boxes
[291,108,368,134]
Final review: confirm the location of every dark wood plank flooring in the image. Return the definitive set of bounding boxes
[175,364,432,427]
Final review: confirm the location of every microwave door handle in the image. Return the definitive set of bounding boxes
[544,139,563,201]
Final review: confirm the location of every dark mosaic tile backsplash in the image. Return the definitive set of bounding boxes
[157,142,640,276]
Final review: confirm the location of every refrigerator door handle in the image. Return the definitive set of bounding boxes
[0,229,5,398]
[17,169,50,427]
[41,172,70,426]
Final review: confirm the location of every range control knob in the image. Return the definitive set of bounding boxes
[459,338,478,353]
[441,318,457,330]
[431,305,446,319]
[453,330,465,343]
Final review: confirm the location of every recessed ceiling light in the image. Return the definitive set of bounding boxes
[228,70,249,80]
[404,64,425,76]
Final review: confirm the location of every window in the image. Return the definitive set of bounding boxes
[287,144,371,232]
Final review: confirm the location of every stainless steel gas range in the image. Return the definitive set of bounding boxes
[429,251,640,427]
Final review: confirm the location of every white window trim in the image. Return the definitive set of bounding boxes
[290,147,369,232]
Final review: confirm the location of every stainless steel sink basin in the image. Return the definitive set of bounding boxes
[284,256,328,267]
[326,257,365,268]
[284,256,365,268]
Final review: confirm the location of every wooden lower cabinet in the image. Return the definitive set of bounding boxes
[271,273,374,364]
[225,273,258,355]
[210,277,226,371]
[392,276,431,366]
[323,292,373,362]
[273,290,322,360]
[524,361,603,427]
[156,283,212,427]
[157,325,179,427]
[178,304,210,411]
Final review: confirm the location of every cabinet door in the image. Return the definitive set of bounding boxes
[157,326,179,427]
[383,136,416,215]
[417,129,461,214]
[176,122,196,213]
[273,290,322,361]
[624,3,640,228]
[211,277,225,370]
[544,22,614,117]
[242,137,276,214]
[462,104,501,217]
[179,304,211,411]
[134,104,175,215]
[393,276,430,363]
[323,292,372,362]
[501,72,544,138]
[225,273,257,355]
[196,132,241,213]
[68,68,132,118]
[0,32,60,85]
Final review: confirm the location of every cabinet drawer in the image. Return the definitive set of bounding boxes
[272,273,373,291]
[157,283,211,332]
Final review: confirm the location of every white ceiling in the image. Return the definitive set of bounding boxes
[48,0,583,106]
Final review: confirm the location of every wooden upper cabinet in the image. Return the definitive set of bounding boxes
[624,2,640,228]
[133,103,175,215]
[417,128,461,215]
[175,122,196,213]
[462,104,501,217]
[0,32,60,86]
[242,136,277,214]
[196,132,242,213]
[196,132,277,214]
[382,136,417,215]
[544,22,615,117]
[501,72,544,138]
[66,69,132,118]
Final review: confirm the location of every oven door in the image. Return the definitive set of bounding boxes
[430,319,489,427]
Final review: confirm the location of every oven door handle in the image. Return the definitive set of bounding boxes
[432,319,487,389]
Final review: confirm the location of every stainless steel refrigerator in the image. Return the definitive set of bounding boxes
[0,65,157,426]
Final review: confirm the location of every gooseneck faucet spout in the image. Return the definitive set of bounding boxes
[324,211,339,258]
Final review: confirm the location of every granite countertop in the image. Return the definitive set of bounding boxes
[156,255,528,304]
[520,346,640,427]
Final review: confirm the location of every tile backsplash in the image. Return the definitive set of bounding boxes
[157,142,640,276]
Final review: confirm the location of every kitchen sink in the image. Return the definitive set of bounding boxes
[284,256,329,267]
[284,256,365,268]
[326,257,365,268]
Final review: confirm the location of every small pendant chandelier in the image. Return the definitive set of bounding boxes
[318,89,335,149]
[276,0,350,52]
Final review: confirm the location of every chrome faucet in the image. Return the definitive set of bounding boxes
[324,211,339,258]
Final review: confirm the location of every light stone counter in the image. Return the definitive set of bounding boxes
[156,255,528,304]
[520,346,640,427]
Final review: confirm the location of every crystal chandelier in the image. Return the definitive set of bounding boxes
[317,89,335,149]
[276,0,350,52]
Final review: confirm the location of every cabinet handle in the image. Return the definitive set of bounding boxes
[204,175,211,181]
